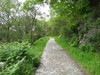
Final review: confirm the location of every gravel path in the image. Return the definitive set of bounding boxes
[35,38,87,75]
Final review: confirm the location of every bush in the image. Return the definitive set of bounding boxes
[60,26,72,38]
[70,35,79,47]
[88,33,100,52]
[0,37,49,75]
[0,42,38,75]
[79,44,95,52]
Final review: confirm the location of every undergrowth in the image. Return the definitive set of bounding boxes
[0,37,49,75]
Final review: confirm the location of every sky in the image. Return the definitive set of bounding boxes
[18,0,50,20]
[18,0,26,3]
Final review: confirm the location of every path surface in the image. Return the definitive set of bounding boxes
[35,38,87,75]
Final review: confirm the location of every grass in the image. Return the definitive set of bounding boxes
[55,37,100,75]
[0,37,49,75]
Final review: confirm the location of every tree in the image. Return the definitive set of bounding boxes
[0,0,18,42]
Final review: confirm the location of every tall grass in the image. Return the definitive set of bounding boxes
[55,37,100,75]
[0,37,49,75]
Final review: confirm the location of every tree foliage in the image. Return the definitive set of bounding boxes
[0,0,46,43]
[47,0,100,52]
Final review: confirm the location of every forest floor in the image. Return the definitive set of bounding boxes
[35,38,87,75]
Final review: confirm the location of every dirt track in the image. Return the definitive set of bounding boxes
[35,38,87,75]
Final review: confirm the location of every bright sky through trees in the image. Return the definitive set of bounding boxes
[18,0,50,20]
[18,0,26,3]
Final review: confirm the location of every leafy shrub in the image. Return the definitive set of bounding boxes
[0,37,49,75]
[0,42,37,75]
[70,35,79,47]
[60,26,72,38]
[79,44,95,52]
[88,33,100,52]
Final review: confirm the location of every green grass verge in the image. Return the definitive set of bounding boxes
[0,37,49,75]
[55,37,100,75]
